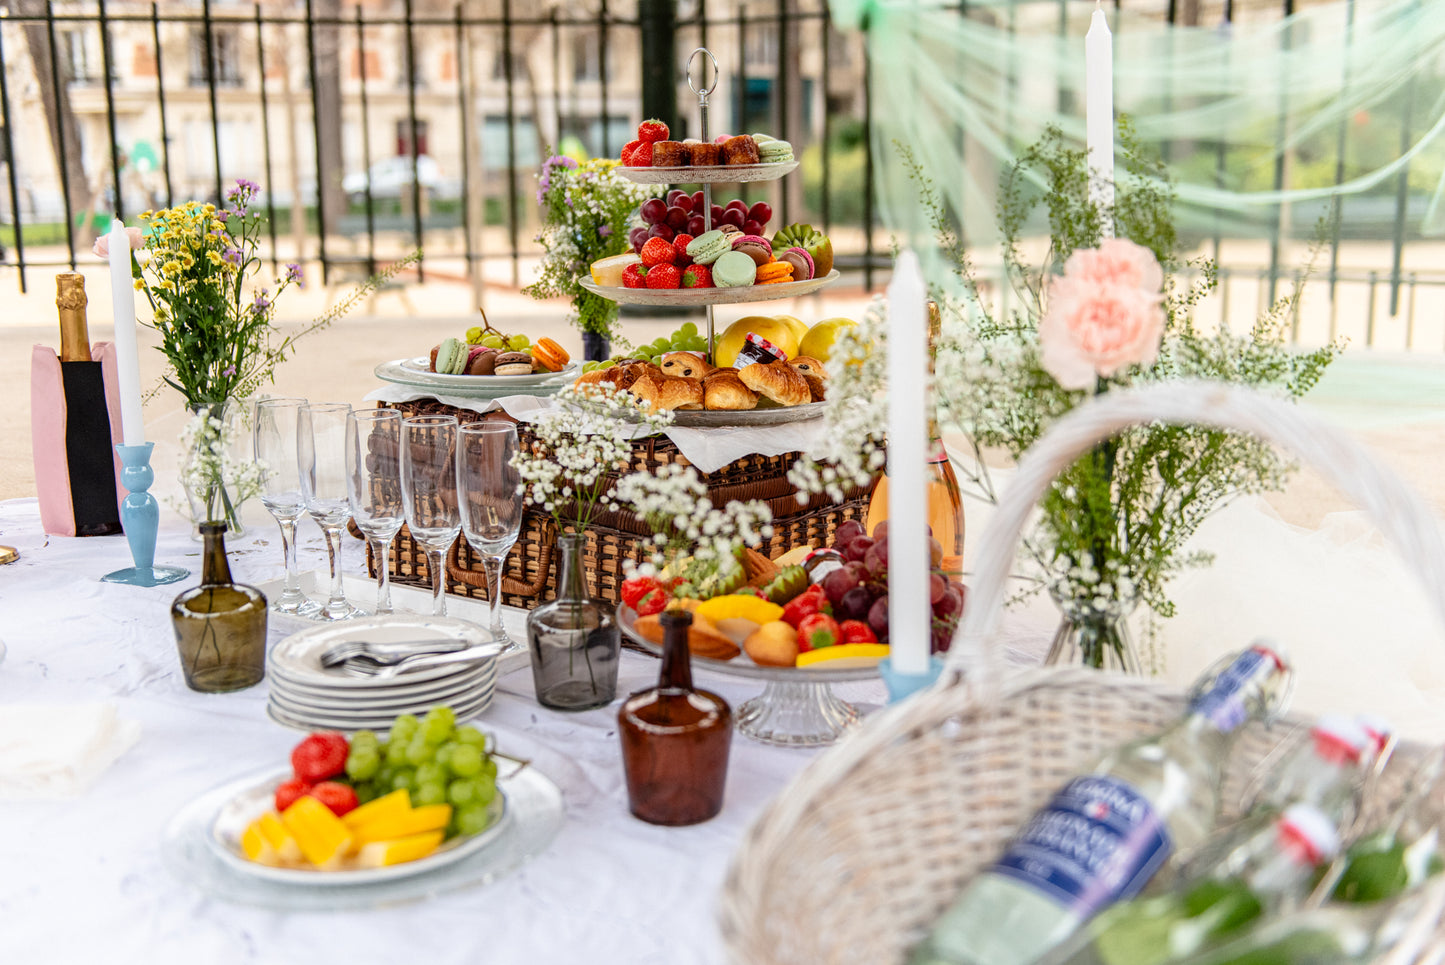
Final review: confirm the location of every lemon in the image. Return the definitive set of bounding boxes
[715,316,802,366]
[798,317,859,363]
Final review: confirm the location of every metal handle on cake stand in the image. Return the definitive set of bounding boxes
[101,442,189,586]
[688,46,720,365]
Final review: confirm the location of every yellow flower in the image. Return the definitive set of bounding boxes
[133,278,145,290]
[140,210,154,221]
[180,252,195,269]
[202,203,216,214]
[162,260,181,275]
[207,250,222,266]
[160,279,175,292]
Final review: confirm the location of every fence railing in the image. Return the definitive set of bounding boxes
[0,0,1436,351]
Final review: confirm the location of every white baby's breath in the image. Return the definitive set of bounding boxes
[614,463,774,581]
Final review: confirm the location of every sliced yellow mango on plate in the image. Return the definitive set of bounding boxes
[342,788,412,830]
[795,643,891,669]
[280,796,354,868]
[351,803,452,845]
[356,830,446,869]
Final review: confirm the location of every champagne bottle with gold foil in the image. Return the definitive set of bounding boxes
[865,300,965,568]
[57,274,93,361]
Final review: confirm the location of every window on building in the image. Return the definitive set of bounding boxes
[396,119,429,157]
[571,33,606,82]
[62,30,111,84]
[189,27,243,88]
[481,115,541,169]
[493,45,526,81]
[745,24,778,66]
[399,35,425,88]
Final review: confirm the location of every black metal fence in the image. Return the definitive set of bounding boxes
[0,0,1439,349]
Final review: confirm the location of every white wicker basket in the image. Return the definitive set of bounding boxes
[719,382,1445,965]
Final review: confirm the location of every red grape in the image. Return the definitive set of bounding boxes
[868,596,889,640]
[710,204,725,223]
[665,206,689,230]
[687,215,707,236]
[839,587,874,622]
[864,542,888,579]
[930,625,953,654]
[842,561,869,586]
[929,538,944,567]
[666,189,686,208]
[833,520,865,546]
[871,520,889,541]
[821,568,859,606]
[722,208,746,229]
[842,536,874,563]
[691,190,705,210]
[743,220,764,237]
[929,573,946,605]
[647,223,674,242]
[747,201,773,225]
[934,585,964,623]
[640,198,667,225]
[871,533,888,562]
[725,199,748,213]
[628,227,649,251]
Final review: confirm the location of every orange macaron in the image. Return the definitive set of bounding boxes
[754,261,794,285]
[532,337,571,372]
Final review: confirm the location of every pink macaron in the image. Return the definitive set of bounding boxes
[731,234,773,267]
[778,246,815,281]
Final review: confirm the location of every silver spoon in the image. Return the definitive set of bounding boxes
[337,643,506,679]
[318,638,470,669]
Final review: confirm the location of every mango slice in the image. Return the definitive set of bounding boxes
[795,643,891,668]
[342,789,412,830]
[356,830,445,868]
[280,796,354,868]
[241,812,303,866]
[351,803,452,845]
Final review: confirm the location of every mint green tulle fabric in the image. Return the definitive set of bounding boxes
[839,0,1445,251]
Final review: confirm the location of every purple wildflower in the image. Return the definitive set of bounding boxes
[544,155,577,171]
[251,292,271,315]
[598,225,612,238]
[285,263,303,285]
[222,364,237,377]
[223,248,243,265]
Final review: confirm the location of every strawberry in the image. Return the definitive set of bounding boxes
[274,776,312,813]
[620,138,643,165]
[628,142,653,167]
[621,575,662,610]
[637,118,669,143]
[640,236,675,268]
[680,263,713,289]
[840,619,879,644]
[307,781,360,817]
[672,234,694,265]
[291,732,349,783]
[645,264,681,289]
[622,264,649,289]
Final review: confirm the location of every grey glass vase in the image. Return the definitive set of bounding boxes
[526,533,621,711]
[170,521,268,692]
[1043,590,1144,675]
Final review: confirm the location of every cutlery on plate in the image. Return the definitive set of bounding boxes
[336,642,507,678]
[318,638,471,668]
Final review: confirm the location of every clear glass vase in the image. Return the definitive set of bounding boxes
[1044,590,1145,674]
[526,532,621,711]
[182,401,248,536]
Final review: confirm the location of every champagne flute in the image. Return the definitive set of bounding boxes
[458,422,524,646]
[254,397,319,616]
[346,409,405,615]
[298,402,360,621]
[400,415,461,617]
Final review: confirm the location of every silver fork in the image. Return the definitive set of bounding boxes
[336,642,507,678]
[318,638,471,669]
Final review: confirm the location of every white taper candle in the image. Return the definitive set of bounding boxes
[1086,4,1115,236]
[107,218,145,446]
[886,250,930,676]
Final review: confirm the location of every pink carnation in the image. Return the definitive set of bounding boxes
[92,227,145,259]
[1038,238,1166,390]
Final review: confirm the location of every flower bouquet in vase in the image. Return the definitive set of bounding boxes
[795,124,1340,672]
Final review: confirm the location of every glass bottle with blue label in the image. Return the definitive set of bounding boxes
[909,644,1292,965]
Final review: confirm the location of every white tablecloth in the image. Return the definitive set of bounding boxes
[0,497,907,965]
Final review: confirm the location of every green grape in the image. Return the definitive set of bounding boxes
[650,337,670,353]
[464,325,483,344]
[421,717,450,745]
[415,761,445,786]
[390,768,416,792]
[450,744,483,777]
[351,729,379,748]
[480,334,504,349]
[355,783,379,805]
[384,741,409,767]
[680,322,698,337]
[472,776,498,807]
[479,756,498,781]
[346,750,380,781]
[405,738,431,766]
[447,779,476,807]
[415,781,448,806]
[507,334,530,350]
[376,764,397,787]
[454,804,492,836]
[454,726,487,747]
[425,705,456,727]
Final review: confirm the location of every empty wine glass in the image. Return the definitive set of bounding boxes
[401,415,461,617]
[346,409,405,615]
[298,402,360,621]
[254,397,319,617]
[458,422,524,646]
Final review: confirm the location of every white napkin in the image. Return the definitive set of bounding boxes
[0,703,141,799]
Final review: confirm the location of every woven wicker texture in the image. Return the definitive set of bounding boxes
[720,382,1445,965]
[370,398,875,609]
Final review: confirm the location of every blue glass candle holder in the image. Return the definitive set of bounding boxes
[878,654,945,704]
[102,443,189,586]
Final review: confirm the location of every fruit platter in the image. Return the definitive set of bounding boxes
[211,711,507,884]
[375,317,577,400]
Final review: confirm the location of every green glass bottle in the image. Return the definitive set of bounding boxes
[170,521,268,692]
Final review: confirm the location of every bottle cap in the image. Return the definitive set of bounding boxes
[1249,640,1290,672]
[1311,714,1370,765]
[1357,714,1394,756]
[659,608,694,629]
[1279,803,1340,866]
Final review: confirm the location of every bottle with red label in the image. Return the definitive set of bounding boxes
[909,644,1293,965]
[733,332,788,368]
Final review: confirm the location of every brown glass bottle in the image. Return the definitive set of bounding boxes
[170,522,268,692]
[618,609,732,825]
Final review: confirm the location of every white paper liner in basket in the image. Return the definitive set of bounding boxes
[719,382,1445,965]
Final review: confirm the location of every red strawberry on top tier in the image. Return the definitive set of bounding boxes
[640,236,676,268]
[637,119,669,143]
[620,139,643,165]
[628,142,654,167]
[672,234,695,266]
[646,264,682,289]
[622,264,649,289]
[681,264,713,289]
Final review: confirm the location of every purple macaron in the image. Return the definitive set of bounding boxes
[731,233,773,267]
[778,246,815,281]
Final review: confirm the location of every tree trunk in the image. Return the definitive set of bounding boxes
[16,0,94,245]
[312,0,345,234]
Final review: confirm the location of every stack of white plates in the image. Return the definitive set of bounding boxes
[266,615,501,732]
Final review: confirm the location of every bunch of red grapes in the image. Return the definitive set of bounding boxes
[819,520,967,654]
[628,190,773,253]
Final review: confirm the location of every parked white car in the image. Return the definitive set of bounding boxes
[342,155,459,202]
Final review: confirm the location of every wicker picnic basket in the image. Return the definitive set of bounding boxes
[369,398,875,610]
[719,382,1445,965]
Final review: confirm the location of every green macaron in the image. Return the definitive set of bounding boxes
[436,337,467,374]
[686,229,731,265]
[713,250,758,288]
[758,139,794,163]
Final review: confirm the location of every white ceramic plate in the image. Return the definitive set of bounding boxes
[208,769,507,886]
[264,688,494,732]
[577,269,838,306]
[266,672,495,718]
[615,161,798,183]
[269,616,499,690]
[396,357,580,386]
[267,665,495,708]
[373,361,575,401]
